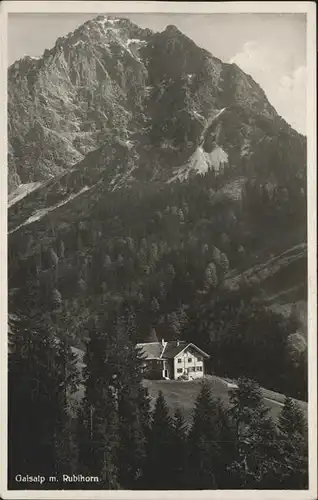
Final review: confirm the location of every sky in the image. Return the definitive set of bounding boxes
[8,13,307,134]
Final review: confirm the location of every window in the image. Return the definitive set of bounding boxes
[177,368,183,373]
[188,358,192,363]
[197,366,203,371]
[191,367,196,372]
[177,358,182,363]
[197,356,202,361]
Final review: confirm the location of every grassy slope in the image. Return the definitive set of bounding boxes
[143,376,308,427]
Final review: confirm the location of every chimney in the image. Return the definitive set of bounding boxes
[177,340,180,347]
[161,338,165,346]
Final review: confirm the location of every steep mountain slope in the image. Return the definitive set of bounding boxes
[8,16,307,399]
[8,15,305,196]
[8,16,151,191]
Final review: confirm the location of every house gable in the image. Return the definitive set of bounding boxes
[163,342,210,360]
[173,345,207,379]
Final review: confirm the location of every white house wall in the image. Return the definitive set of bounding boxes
[173,347,205,379]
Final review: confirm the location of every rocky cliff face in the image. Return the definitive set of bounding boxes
[8,14,305,197]
[8,16,150,189]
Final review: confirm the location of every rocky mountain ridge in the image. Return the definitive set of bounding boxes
[8,14,304,197]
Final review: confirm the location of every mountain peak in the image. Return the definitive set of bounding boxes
[162,24,195,44]
[164,24,183,35]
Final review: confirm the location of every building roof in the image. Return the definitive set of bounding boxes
[136,342,164,360]
[162,341,188,358]
[136,341,210,360]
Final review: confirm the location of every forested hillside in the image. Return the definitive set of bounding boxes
[9,155,307,400]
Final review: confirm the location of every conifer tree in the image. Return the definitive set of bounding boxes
[8,281,74,486]
[143,391,174,489]
[48,299,81,477]
[187,382,234,489]
[54,337,80,476]
[147,327,159,343]
[167,311,181,340]
[278,396,306,437]
[78,316,120,488]
[228,377,279,488]
[137,385,152,437]
[79,308,149,489]
[114,313,148,488]
[275,397,308,489]
[169,408,188,489]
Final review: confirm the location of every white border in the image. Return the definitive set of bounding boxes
[0,1,316,14]
[0,2,316,500]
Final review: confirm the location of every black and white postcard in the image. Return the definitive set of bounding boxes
[1,2,316,499]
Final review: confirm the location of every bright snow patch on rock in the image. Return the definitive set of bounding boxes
[206,147,228,172]
[110,165,136,191]
[191,110,206,126]
[97,17,120,29]
[107,18,120,25]
[169,145,228,183]
[9,186,91,234]
[127,38,147,47]
[197,107,227,143]
[8,182,42,207]
[21,55,40,61]
[122,39,145,61]
[192,147,211,174]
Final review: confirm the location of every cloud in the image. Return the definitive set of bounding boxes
[230,41,306,134]
[277,66,306,133]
